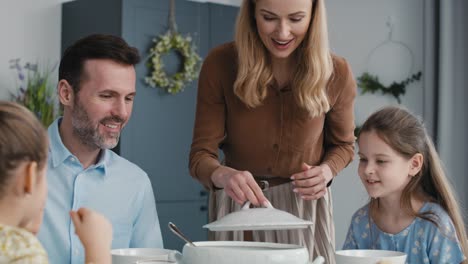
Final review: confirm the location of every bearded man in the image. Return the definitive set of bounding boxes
[38,34,163,264]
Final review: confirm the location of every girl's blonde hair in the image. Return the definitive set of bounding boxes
[359,106,468,261]
[234,0,333,117]
[0,101,48,199]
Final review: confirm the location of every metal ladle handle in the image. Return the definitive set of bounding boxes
[168,222,196,247]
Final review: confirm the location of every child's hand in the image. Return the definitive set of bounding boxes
[70,207,112,264]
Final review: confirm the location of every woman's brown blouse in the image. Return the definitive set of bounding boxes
[189,42,357,189]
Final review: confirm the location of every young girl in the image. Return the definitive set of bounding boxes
[343,106,467,263]
[0,101,112,263]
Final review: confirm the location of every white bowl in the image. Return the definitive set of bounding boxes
[335,249,407,264]
[111,248,180,264]
[182,241,309,264]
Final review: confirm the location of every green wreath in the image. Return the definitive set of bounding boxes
[357,71,422,104]
[145,31,201,94]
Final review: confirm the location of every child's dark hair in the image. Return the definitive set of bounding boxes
[0,101,48,199]
[358,106,467,259]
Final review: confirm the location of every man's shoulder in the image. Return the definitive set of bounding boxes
[106,150,148,177]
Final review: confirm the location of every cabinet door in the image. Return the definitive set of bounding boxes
[157,200,209,251]
[120,1,238,202]
[208,3,239,48]
[61,0,237,250]
[120,0,211,202]
[62,0,122,55]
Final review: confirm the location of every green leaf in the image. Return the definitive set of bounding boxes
[356,71,422,104]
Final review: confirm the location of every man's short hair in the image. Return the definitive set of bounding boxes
[59,34,140,93]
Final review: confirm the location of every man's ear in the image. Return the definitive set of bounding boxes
[23,161,38,195]
[409,153,424,177]
[58,79,74,106]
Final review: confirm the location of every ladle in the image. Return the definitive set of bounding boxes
[168,222,196,247]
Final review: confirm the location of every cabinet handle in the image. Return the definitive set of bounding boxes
[200,205,208,212]
[200,190,208,197]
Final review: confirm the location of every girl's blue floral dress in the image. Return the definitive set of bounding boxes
[343,202,465,264]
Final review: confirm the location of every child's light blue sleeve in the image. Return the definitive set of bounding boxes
[342,223,358,249]
[426,212,465,264]
[342,210,362,250]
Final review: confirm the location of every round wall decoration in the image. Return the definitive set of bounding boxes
[145,31,201,94]
[145,0,201,95]
[357,17,422,104]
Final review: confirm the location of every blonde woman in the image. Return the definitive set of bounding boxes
[189,0,356,262]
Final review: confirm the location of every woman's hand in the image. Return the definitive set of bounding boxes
[211,166,269,206]
[70,207,112,264]
[290,163,333,200]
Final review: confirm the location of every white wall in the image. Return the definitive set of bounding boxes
[327,0,425,248]
[0,0,75,100]
[0,0,430,252]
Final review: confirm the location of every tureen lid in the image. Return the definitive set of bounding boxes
[203,201,313,231]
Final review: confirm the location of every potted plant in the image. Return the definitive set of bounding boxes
[9,58,60,127]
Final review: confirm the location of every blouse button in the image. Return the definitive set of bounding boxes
[273,143,279,150]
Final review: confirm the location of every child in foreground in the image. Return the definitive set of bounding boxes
[343,106,467,263]
[0,101,112,263]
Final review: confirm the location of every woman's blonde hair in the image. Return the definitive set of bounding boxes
[0,101,48,199]
[359,106,468,261]
[234,0,333,117]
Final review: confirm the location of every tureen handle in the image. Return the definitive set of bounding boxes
[241,201,274,210]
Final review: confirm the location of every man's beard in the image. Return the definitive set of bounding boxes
[71,98,124,150]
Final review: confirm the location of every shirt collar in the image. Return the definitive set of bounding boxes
[48,118,71,168]
[48,117,109,175]
[95,149,109,175]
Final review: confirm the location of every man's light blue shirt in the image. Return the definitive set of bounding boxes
[38,118,163,264]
